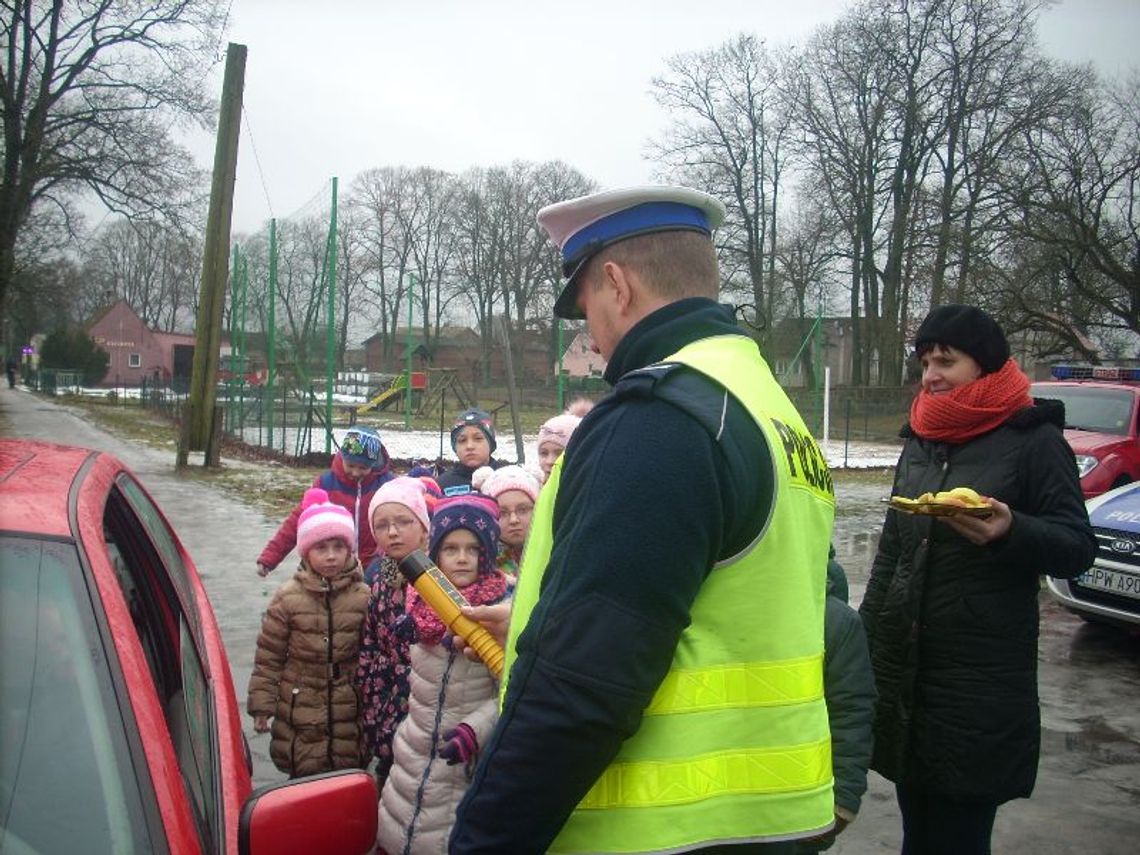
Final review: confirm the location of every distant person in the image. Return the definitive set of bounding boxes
[472,463,543,579]
[437,408,502,496]
[376,494,509,854]
[247,488,370,778]
[256,426,394,576]
[535,398,593,480]
[860,305,1096,855]
[356,476,437,790]
[798,547,876,854]
[5,357,16,389]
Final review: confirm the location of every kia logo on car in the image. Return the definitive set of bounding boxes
[1110,538,1136,554]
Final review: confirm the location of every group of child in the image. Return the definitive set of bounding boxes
[247,405,588,852]
[246,401,875,853]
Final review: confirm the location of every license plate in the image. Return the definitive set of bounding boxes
[1077,565,1140,600]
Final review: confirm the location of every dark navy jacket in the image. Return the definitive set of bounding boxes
[451,298,777,852]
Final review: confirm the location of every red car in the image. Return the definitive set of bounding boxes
[0,439,376,854]
[1031,377,1140,498]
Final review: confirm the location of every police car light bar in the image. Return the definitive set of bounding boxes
[1051,365,1140,382]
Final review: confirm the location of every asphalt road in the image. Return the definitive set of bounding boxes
[3,385,1138,854]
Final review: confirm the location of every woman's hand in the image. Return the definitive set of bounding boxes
[253,714,271,733]
[942,497,1013,545]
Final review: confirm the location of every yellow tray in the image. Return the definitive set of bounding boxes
[884,496,994,519]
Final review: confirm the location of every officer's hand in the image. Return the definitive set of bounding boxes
[256,562,271,578]
[458,602,512,661]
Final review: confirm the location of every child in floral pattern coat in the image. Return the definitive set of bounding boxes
[355,476,438,789]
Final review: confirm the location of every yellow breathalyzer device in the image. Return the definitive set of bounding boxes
[397,549,505,678]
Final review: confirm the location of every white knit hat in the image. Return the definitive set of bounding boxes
[472,464,543,503]
[296,488,356,557]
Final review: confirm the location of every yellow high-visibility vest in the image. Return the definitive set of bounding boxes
[502,334,837,853]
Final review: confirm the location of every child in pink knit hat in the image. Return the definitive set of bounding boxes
[536,398,594,479]
[247,488,370,778]
[356,475,440,789]
[473,463,543,578]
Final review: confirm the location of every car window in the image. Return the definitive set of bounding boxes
[117,475,203,645]
[103,486,220,853]
[1031,385,1135,436]
[0,534,153,854]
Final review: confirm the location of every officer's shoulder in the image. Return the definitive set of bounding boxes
[614,361,751,443]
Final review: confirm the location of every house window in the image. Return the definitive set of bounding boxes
[128,353,141,368]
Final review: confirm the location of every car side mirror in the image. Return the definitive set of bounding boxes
[239,769,377,855]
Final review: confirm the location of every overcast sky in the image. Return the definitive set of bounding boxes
[192,0,1139,236]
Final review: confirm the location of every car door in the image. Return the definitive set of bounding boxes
[100,473,241,853]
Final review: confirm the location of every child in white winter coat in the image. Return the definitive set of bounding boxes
[376,494,510,855]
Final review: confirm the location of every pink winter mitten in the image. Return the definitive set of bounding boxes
[437,723,478,766]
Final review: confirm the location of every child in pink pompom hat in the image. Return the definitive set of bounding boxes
[247,488,370,778]
[473,463,543,578]
[537,397,594,479]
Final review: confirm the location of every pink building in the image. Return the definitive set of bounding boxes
[559,330,607,378]
[86,299,212,390]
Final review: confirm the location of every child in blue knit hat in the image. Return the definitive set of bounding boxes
[376,494,509,854]
[256,426,395,576]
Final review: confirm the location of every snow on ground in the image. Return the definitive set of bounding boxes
[38,386,901,470]
[243,424,901,470]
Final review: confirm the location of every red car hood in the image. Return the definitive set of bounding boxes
[1063,428,1128,455]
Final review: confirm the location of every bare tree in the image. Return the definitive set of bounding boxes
[0,0,225,313]
[791,7,896,384]
[1008,71,1140,338]
[650,34,792,332]
[82,218,201,331]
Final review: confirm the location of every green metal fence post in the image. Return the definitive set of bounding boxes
[405,273,414,430]
[556,317,564,411]
[267,218,277,450]
[325,177,338,454]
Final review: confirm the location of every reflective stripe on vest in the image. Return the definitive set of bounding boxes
[504,334,835,853]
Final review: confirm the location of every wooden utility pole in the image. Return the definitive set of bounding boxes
[185,42,247,457]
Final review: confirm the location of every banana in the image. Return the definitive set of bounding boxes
[933,487,987,507]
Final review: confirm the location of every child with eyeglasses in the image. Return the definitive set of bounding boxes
[356,476,441,789]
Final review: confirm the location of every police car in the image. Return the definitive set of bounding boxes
[1047,481,1140,629]
[1031,365,1140,498]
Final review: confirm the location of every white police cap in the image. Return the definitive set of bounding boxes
[538,185,726,319]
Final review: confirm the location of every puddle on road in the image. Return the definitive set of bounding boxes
[833,472,894,596]
[1041,718,1140,767]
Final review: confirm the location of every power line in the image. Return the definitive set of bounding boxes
[242,104,275,221]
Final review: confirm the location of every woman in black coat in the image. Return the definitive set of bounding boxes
[859,305,1096,855]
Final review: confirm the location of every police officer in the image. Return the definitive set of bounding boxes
[451,186,836,854]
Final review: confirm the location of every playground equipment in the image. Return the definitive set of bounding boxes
[416,368,474,418]
[357,372,427,415]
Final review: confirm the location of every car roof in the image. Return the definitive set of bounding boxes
[0,438,105,538]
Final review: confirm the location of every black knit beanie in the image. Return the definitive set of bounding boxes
[913,305,1009,374]
[450,407,496,453]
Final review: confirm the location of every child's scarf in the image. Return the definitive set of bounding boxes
[407,570,508,646]
[909,358,1033,444]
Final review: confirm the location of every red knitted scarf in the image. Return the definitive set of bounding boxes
[407,570,508,646]
[909,358,1033,443]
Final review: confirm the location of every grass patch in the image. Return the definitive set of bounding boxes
[60,396,180,449]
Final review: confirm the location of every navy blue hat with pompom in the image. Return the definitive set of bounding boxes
[429,494,500,577]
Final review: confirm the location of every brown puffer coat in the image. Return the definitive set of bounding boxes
[247,560,370,777]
